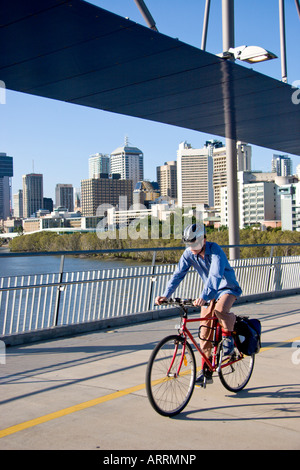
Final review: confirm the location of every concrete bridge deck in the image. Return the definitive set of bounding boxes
[0,294,299,451]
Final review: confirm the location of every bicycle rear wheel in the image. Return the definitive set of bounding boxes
[146,335,196,417]
[218,348,255,392]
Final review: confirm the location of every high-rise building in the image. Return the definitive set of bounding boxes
[272,154,292,176]
[0,153,13,177]
[212,141,251,211]
[55,184,74,211]
[279,183,300,231]
[0,177,11,220]
[0,153,13,220]
[22,173,43,218]
[81,175,133,216]
[110,138,143,186]
[13,190,23,218]
[237,142,252,172]
[221,171,280,228]
[210,142,227,212]
[89,153,110,179]
[156,161,177,199]
[177,141,213,208]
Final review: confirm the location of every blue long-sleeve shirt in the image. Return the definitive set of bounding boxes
[163,242,242,301]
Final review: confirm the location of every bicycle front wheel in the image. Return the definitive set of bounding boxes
[146,335,196,417]
[218,349,255,392]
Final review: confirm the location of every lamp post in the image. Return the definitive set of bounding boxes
[201,0,211,50]
[279,0,287,82]
[220,1,277,259]
[222,0,240,260]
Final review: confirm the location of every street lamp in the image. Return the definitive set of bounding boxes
[230,45,277,63]
[218,45,277,63]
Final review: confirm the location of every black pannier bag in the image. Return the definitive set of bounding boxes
[233,316,261,355]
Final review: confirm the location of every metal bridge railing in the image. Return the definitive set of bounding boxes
[0,244,300,337]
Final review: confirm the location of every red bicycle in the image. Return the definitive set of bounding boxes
[146,298,255,417]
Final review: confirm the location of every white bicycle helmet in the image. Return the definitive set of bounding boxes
[182,223,205,249]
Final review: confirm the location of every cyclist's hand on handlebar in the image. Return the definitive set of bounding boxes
[193,298,208,307]
[155,296,168,305]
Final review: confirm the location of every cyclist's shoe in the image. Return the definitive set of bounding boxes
[222,335,235,356]
[195,369,213,388]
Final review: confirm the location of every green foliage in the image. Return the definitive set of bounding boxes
[8,227,300,262]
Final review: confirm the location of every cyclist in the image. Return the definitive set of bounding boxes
[155,223,242,387]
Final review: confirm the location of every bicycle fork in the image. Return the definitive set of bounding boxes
[166,337,187,378]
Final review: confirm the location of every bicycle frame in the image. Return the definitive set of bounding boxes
[147,300,255,416]
[174,303,244,376]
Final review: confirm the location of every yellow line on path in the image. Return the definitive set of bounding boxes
[0,383,145,439]
[1,335,300,439]
[260,335,300,352]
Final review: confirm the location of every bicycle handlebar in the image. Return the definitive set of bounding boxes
[159,298,210,307]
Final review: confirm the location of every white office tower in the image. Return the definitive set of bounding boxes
[110,138,143,186]
[272,154,292,176]
[89,153,110,178]
[221,171,280,229]
[177,141,213,208]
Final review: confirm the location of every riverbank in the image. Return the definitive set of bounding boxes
[6,228,300,260]
[0,244,10,253]
[7,231,184,263]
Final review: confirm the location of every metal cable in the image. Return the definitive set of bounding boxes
[295,0,300,20]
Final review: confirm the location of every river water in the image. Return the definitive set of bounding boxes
[0,247,151,278]
[0,248,159,334]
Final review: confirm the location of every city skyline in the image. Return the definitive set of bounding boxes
[7,138,298,210]
[1,0,299,201]
[3,142,300,233]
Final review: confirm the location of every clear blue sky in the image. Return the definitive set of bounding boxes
[1,0,300,201]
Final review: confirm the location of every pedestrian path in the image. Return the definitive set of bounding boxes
[0,295,299,450]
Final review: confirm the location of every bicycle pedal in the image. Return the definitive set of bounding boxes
[195,376,207,388]
[195,379,206,389]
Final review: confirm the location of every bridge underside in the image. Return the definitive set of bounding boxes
[1,0,300,155]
